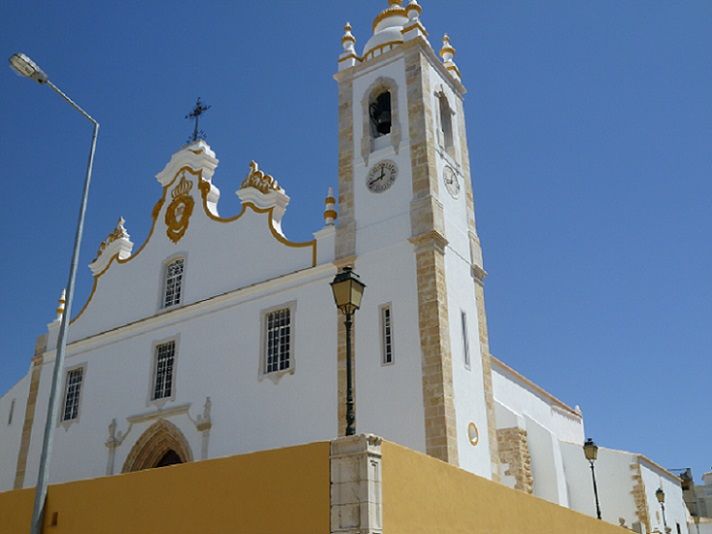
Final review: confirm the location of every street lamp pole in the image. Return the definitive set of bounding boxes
[656,488,668,533]
[9,52,99,534]
[343,309,355,435]
[330,267,366,437]
[583,438,603,520]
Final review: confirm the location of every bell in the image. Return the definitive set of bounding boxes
[375,109,391,134]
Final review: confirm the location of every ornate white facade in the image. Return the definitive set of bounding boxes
[0,2,692,533]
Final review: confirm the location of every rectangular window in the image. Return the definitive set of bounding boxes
[461,311,470,368]
[163,258,184,308]
[380,304,394,365]
[265,308,291,373]
[62,368,84,422]
[8,399,15,426]
[153,341,176,400]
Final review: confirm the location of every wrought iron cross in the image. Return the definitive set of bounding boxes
[185,97,211,143]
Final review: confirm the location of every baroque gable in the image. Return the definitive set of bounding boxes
[68,141,325,343]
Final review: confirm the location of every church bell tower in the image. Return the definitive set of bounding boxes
[333,0,499,479]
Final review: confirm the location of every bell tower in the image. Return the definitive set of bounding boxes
[334,0,499,480]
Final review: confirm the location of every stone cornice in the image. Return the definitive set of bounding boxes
[491,355,582,419]
[334,36,467,98]
[40,263,335,362]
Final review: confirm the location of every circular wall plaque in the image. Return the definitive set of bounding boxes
[467,422,480,446]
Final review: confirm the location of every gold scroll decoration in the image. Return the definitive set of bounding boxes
[165,174,195,243]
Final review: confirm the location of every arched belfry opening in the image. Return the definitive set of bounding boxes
[369,90,392,138]
[438,92,455,156]
[122,419,193,472]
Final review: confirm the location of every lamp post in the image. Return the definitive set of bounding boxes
[656,487,668,533]
[583,438,603,520]
[330,266,366,436]
[9,52,99,534]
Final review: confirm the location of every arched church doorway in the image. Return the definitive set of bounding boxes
[122,419,193,472]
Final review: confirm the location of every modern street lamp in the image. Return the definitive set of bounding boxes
[9,52,99,534]
[583,438,603,520]
[656,487,668,533]
[330,266,365,437]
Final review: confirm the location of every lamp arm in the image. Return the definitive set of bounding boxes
[46,80,98,125]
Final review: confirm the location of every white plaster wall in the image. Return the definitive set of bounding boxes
[693,518,712,534]
[640,462,690,534]
[525,415,569,506]
[492,363,585,444]
[352,242,426,451]
[0,374,29,491]
[561,443,642,529]
[22,267,339,486]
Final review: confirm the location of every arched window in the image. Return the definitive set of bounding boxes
[438,93,455,156]
[369,91,392,138]
[162,258,184,308]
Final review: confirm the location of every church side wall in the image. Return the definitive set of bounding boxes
[492,363,584,443]
[561,443,640,529]
[640,461,690,534]
[0,375,29,491]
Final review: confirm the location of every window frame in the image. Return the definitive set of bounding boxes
[437,92,455,157]
[379,303,395,366]
[7,398,15,426]
[59,364,87,427]
[259,301,297,382]
[160,254,187,310]
[460,310,471,369]
[148,336,179,407]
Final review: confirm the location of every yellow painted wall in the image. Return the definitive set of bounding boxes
[0,442,329,534]
[382,441,628,534]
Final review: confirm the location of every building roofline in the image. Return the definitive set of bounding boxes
[490,355,581,418]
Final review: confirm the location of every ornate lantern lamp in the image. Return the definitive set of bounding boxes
[583,438,602,520]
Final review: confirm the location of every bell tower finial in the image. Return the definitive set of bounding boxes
[440,34,461,80]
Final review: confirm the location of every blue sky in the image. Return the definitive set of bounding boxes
[1,1,710,481]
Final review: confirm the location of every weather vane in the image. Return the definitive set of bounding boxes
[185,97,211,143]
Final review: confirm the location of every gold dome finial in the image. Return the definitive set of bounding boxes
[440,34,456,59]
[372,0,408,32]
[55,289,66,320]
[342,21,356,48]
[323,186,337,225]
[440,34,461,79]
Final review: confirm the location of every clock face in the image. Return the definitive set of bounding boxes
[443,165,460,198]
[367,160,398,193]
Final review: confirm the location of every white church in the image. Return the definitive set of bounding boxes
[0,1,692,532]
